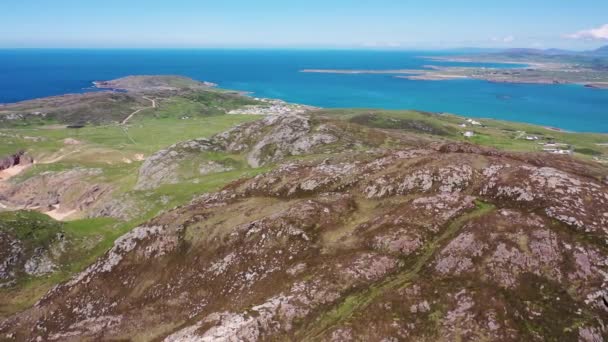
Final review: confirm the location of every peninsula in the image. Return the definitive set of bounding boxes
[302,45,608,88]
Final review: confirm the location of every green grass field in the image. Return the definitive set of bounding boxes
[317,109,608,159]
[0,112,264,314]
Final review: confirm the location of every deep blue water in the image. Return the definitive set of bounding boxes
[0,49,607,132]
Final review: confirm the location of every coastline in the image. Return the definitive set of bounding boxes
[302,67,608,89]
[2,75,608,133]
[1,46,608,133]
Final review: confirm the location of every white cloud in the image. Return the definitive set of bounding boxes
[502,35,515,43]
[566,24,608,40]
[361,41,402,48]
[491,35,515,43]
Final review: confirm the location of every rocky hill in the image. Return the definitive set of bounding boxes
[2,141,608,340]
[93,75,217,92]
[0,76,258,127]
[1,76,608,341]
[135,113,391,190]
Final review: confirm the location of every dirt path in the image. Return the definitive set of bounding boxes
[44,205,77,221]
[40,150,81,164]
[121,96,156,125]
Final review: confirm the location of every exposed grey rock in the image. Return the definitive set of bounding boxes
[24,250,56,276]
[135,138,220,190]
[89,194,144,221]
[215,114,339,167]
[0,233,23,287]
[136,114,340,189]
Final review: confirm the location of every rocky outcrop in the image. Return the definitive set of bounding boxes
[0,151,33,172]
[135,114,352,189]
[3,143,608,341]
[0,232,23,288]
[88,194,147,221]
[0,168,112,218]
[0,212,68,288]
[216,113,340,167]
[134,138,224,190]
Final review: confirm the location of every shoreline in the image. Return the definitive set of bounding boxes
[1,74,607,134]
[302,67,608,89]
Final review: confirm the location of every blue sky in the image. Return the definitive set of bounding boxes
[1,0,607,49]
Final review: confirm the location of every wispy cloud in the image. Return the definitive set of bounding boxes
[361,42,402,48]
[491,35,515,43]
[502,35,515,43]
[566,24,608,40]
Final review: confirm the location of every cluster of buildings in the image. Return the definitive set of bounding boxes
[459,119,483,128]
[514,130,573,155]
[459,119,483,138]
[460,118,484,138]
[541,142,572,155]
[228,98,315,116]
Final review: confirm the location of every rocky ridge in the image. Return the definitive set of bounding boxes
[135,113,367,190]
[2,140,607,341]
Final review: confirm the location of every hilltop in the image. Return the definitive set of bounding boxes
[93,75,218,92]
[500,45,608,58]
[0,76,256,127]
[0,76,607,341]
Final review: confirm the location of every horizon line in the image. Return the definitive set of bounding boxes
[0,46,601,52]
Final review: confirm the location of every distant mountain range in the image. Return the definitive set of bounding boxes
[500,45,608,57]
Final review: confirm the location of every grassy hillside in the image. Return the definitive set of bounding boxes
[316,109,608,160]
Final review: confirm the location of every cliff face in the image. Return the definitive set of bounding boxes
[2,141,607,341]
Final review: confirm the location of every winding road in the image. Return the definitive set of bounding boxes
[121,96,156,125]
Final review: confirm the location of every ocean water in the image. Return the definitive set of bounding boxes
[0,49,607,132]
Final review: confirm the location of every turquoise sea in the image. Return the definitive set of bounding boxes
[0,49,607,132]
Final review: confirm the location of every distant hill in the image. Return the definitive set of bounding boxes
[591,45,608,56]
[500,45,608,58]
[0,76,259,127]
